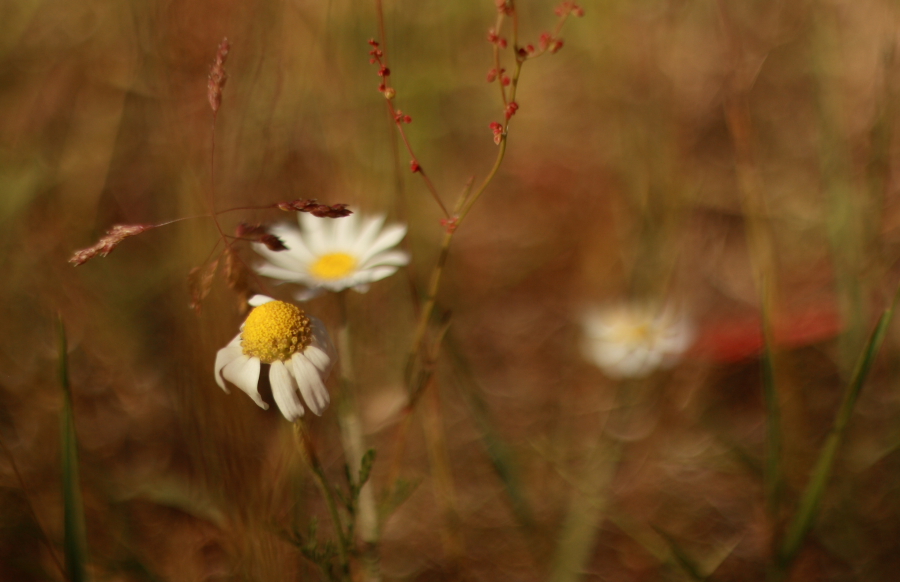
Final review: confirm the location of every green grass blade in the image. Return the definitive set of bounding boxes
[444,335,535,531]
[651,526,707,581]
[779,301,896,565]
[59,316,89,582]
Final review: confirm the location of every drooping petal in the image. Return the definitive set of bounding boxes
[214,335,243,391]
[222,355,267,409]
[291,353,330,415]
[303,345,331,374]
[270,360,305,421]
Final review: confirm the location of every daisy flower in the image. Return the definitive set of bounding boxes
[215,295,334,420]
[582,302,693,379]
[253,213,409,300]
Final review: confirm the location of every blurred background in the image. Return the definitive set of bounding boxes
[4,0,900,580]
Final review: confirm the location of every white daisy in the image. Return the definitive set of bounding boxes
[582,303,693,379]
[214,295,334,420]
[253,213,409,300]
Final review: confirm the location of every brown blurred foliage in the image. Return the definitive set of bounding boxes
[4,0,900,581]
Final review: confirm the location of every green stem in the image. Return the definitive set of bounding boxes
[777,286,900,571]
[335,292,381,581]
[293,421,351,579]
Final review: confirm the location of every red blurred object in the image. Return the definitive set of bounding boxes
[693,303,843,362]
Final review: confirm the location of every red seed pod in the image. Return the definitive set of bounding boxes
[501,76,511,86]
[505,101,519,119]
[486,68,498,82]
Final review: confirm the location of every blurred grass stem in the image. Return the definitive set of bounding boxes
[58,316,90,582]
[292,421,351,580]
[774,286,900,576]
[335,292,381,580]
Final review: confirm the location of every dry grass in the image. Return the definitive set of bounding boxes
[3,0,900,580]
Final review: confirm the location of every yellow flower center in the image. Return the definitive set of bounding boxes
[241,301,312,364]
[309,252,358,280]
[611,320,654,346]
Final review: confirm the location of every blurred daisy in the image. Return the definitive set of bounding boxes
[582,303,693,379]
[253,213,409,300]
[215,295,334,420]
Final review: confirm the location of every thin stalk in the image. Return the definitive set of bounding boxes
[292,421,350,579]
[335,292,381,581]
[58,316,89,582]
[777,287,899,570]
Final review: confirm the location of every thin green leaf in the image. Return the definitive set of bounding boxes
[358,449,376,489]
[444,335,535,531]
[652,526,707,581]
[779,298,897,565]
[59,316,89,582]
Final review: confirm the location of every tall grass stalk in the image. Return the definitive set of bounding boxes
[58,316,90,582]
[775,289,898,575]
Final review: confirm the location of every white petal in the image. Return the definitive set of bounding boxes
[222,355,267,409]
[360,249,410,269]
[253,244,310,273]
[299,214,331,254]
[256,263,312,283]
[333,213,360,249]
[358,224,407,264]
[268,224,318,263]
[214,338,243,391]
[352,215,387,254]
[309,316,336,363]
[270,360,305,421]
[291,353,330,415]
[249,295,276,307]
[303,345,331,374]
[357,265,401,284]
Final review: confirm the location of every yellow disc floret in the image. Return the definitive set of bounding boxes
[309,252,358,280]
[241,301,312,363]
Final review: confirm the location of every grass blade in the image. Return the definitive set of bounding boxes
[444,335,535,531]
[59,316,89,582]
[778,297,896,567]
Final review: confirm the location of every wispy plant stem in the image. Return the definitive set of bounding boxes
[335,292,381,581]
[292,421,351,580]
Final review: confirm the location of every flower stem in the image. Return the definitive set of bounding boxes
[335,292,381,581]
[292,421,351,580]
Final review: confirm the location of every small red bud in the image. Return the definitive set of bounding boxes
[487,68,498,82]
[498,38,508,49]
[410,160,420,173]
[404,115,412,124]
[501,76,510,86]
